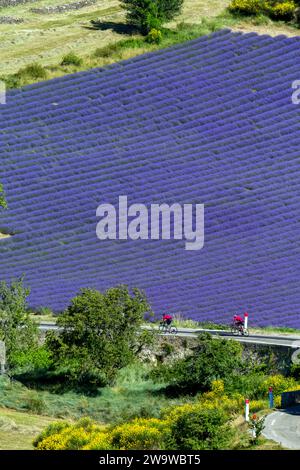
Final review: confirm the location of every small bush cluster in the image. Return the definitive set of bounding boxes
[228,0,297,22]
[151,333,244,393]
[61,52,83,67]
[18,63,47,79]
[146,28,163,44]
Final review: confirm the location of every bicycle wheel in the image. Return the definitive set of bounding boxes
[230,325,238,336]
[169,326,178,335]
[158,322,165,333]
[243,328,249,337]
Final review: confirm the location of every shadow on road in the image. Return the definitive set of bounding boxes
[281,405,300,416]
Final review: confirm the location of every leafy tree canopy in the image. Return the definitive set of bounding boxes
[0,277,38,370]
[121,0,184,34]
[46,285,152,386]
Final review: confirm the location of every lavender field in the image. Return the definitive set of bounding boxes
[0,29,299,327]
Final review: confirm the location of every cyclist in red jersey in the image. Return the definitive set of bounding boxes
[162,313,173,326]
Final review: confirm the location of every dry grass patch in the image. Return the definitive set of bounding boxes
[0,407,63,450]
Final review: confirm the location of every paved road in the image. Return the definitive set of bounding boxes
[263,407,300,449]
[39,322,300,353]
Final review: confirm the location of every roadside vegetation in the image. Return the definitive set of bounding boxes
[0,278,300,450]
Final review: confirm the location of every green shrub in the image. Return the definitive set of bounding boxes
[61,52,83,67]
[161,341,174,356]
[168,407,233,450]
[94,43,121,58]
[19,63,47,79]
[12,345,52,372]
[225,373,267,399]
[290,363,300,379]
[146,28,163,44]
[158,333,243,393]
[36,306,54,317]
[24,393,46,415]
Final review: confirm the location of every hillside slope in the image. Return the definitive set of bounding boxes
[0,30,299,326]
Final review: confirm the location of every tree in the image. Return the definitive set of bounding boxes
[0,277,39,369]
[46,285,151,386]
[163,332,243,393]
[121,0,184,34]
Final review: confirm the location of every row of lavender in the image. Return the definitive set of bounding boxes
[0,30,299,326]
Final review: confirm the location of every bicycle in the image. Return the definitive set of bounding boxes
[230,322,249,337]
[159,321,178,335]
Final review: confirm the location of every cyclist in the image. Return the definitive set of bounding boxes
[162,313,173,326]
[233,314,244,328]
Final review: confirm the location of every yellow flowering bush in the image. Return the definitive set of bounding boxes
[37,426,93,450]
[267,1,296,20]
[283,383,300,393]
[35,416,169,450]
[249,399,268,412]
[274,395,282,408]
[229,0,296,22]
[37,432,69,450]
[34,417,105,450]
[33,421,71,449]
[111,418,169,450]
[196,381,243,414]
[82,432,112,450]
[228,0,266,15]
[162,402,203,425]
[259,374,298,396]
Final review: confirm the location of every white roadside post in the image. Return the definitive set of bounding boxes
[245,399,250,422]
[0,341,5,375]
[244,312,248,330]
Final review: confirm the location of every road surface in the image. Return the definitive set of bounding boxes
[39,323,300,355]
[263,407,300,449]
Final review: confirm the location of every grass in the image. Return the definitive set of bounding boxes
[0,0,225,76]
[0,407,61,450]
[0,363,186,424]
[1,0,300,87]
[1,17,237,89]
